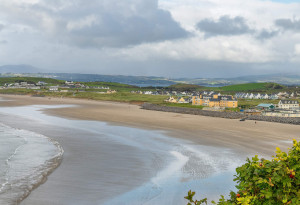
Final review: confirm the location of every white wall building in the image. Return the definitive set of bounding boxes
[278,100,299,110]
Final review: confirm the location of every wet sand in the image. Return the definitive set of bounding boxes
[0,94,299,204]
[0,94,298,155]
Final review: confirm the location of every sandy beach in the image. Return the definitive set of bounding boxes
[1,94,298,155]
[0,94,299,204]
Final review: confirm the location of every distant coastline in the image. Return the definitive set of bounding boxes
[1,93,299,126]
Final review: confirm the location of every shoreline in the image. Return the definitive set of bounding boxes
[141,103,300,125]
[0,94,299,204]
[0,94,299,156]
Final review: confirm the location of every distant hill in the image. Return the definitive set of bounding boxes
[0,65,41,73]
[178,74,300,86]
[166,83,204,92]
[0,66,299,86]
[219,82,285,92]
[47,73,176,87]
[0,77,63,85]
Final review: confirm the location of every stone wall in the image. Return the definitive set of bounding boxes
[141,103,300,125]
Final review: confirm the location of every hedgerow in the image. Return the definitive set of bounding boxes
[185,139,300,205]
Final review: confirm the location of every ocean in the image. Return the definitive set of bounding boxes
[0,102,248,204]
[0,123,63,204]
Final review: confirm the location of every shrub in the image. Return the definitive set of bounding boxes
[185,139,300,205]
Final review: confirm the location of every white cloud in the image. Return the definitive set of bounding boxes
[66,15,99,31]
[0,0,188,48]
[0,0,300,77]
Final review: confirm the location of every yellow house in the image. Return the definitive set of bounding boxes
[192,94,238,108]
[177,97,188,103]
[165,96,178,103]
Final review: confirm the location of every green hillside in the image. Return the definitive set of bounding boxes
[83,81,140,92]
[219,82,285,92]
[166,83,204,92]
[0,77,64,85]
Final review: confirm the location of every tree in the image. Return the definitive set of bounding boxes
[185,139,300,205]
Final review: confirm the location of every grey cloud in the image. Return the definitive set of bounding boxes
[256,29,279,39]
[67,9,188,48]
[0,24,4,31]
[275,18,300,32]
[2,0,188,48]
[78,58,299,78]
[196,16,253,37]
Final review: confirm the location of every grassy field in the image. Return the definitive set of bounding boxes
[165,83,204,92]
[206,82,286,92]
[0,78,298,111]
[164,82,289,93]
[0,77,64,85]
[0,88,36,95]
[37,91,167,104]
[83,81,142,92]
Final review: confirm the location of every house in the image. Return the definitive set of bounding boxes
[270,94,279,100]
[257,103,275,110]
[20,82,28,86]
[262,94,269,99]
[254,93,262,99]
[144,91,153,95]
[192,94,238,108]
[27,86,41,90]
[49,86,59,92]
[37,81,47,86]
[165,97,177,103]
[60,90,69,93]
[65,81,74,85]
[177,97,188,103]
[248,93,254,99]
[278,92,289,99]
[278,100,299,110]
[107,90,117,94]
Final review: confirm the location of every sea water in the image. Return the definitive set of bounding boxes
[0,123,63,204]
[0,104,247,204]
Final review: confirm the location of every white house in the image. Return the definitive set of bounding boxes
[49,86,59,92]
[278,100,299,110]
[262,94,269,99]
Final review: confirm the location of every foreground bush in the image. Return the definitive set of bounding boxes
[185,139,300,205]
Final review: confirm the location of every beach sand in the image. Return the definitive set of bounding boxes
[0,94,299,204]
[1,94,298,155]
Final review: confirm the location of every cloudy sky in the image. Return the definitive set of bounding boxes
[0,0,300,78]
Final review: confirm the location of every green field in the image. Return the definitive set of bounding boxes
[165,83,204,92]
[36,91,167,104]
[83,81,142,92]
[0,77,64,85]
[164,82,288,93]
[219,82,285,92]
[0,77,298,110]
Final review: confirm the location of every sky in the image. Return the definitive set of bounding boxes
[0,0,300,78]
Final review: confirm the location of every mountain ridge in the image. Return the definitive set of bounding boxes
[0,64,299,86]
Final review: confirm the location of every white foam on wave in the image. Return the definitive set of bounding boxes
[0,123,64,205]
[103,141,245,205]
[151,151,188,186]
[0,104,246,205]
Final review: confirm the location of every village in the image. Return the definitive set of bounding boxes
[0,79,300,118]
[0,81,117,94]
[163,91,300,117]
